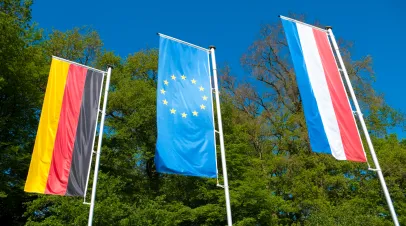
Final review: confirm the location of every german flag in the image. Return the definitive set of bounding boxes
[25,57,104,196]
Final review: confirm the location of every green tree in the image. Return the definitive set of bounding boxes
[0,0,47,224]
[42,26,103,66]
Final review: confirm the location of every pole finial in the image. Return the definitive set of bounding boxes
[325,26,333,30]
[209,45,216,50]
[107,64,114,69]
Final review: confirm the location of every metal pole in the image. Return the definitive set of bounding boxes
[209,46,232,226]
[207,53,220,186]
[326,27,399,226]
[87,66,112,226]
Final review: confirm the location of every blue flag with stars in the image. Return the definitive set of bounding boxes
[155,35,217,178]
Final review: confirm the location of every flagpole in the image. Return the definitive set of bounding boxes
[87,65,113,226]
[209,46,233,226]
[326,27,399,226]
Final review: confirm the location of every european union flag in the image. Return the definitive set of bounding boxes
[155,35,217,178]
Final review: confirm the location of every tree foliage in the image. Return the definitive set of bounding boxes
[1,2,405,225]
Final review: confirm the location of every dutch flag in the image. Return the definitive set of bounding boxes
[281,16,367,162]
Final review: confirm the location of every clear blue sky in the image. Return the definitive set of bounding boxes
[32,0,405,138]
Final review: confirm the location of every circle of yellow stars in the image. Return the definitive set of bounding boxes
[160,74,209,119]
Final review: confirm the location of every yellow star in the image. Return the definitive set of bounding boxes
[191,79,197,84]
[160,89,166,94]
[199,86,204,91]
[171,74,176,80]
[181,75,186,80]
[200,104,206,110]
[170,108,176,114]
[202,95,208,101]
[163,99,168,105]
[192,111,198,116]
[181,112,187,118]
[164,80,169,85]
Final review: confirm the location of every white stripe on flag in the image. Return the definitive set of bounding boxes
[296,23,346,160]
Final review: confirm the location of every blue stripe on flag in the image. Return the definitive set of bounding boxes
[281,19,332,154]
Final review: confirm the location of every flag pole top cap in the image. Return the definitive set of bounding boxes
[209,45,216,50]
[107,64,114,69]
[325,26,333,30]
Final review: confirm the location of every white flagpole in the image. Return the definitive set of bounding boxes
[326,27,399,226]
[87,65,113,226]
[209,46,233,226]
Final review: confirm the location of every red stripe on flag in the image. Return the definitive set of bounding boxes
[312,29,366,162]
[45,64,88,195]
